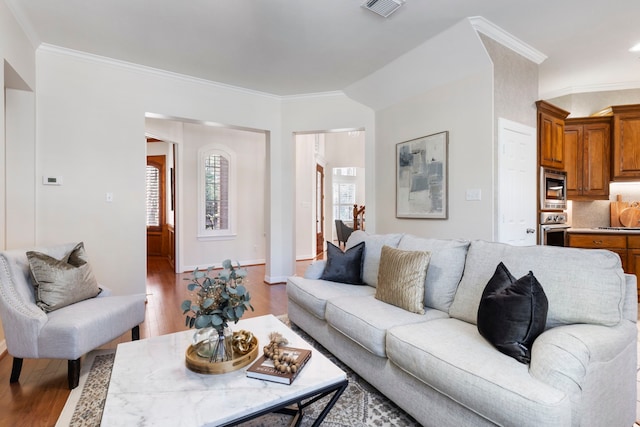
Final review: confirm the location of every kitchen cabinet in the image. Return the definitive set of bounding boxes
[568,232,640,299]
[611,104,640,180]
[564,117,611,200]
[536,100,570,170]
[567,233,627,271]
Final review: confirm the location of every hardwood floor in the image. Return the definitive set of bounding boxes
[0,256,305,427]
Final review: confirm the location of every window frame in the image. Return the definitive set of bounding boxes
[332,168,357,223]
[197,143,237,240]
[146,156,166,231]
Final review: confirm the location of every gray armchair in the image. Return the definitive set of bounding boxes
[0,243,146,389]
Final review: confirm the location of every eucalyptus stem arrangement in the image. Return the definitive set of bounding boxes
[181,259,254,333]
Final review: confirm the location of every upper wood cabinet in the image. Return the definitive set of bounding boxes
[536,100,570,170]
[611,104,640,180]
[564,116,611,199]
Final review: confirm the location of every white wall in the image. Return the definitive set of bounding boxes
[345,19,496,239]
[180,124,266,269]
[295,134,319,260]
[35,46,282,294]
[1,0,37,355]
[549,88,640,117]
[5,88,36,248]
[376,72,495,239]
[33,46,374,291]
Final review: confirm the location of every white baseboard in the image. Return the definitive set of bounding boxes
[181,258,266,273]
[0,339,7,358]
[264,275,288,284]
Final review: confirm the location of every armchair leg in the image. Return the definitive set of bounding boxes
[10,357,23,383]
[68,358,81,389]
[132,325,140,341]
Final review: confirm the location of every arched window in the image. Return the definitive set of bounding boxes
[198,144,236,239]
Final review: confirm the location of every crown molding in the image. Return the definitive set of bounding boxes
[38,44,281,99]
[37,44,347,102]
[469,16,547,64]
[540,81,640,99]
[281,91,346,101]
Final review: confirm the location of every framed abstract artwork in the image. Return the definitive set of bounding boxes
[396,131,448,219]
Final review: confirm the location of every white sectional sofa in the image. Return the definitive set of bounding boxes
[286,231,637,427]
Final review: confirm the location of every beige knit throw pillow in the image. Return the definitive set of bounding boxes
[375,245,431,314]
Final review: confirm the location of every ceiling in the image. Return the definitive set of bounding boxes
[7,0,640,98]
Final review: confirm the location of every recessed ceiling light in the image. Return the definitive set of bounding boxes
[629,42,640,52]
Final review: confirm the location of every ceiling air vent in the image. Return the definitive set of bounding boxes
[362,0,404,18]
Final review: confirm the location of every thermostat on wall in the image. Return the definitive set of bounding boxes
[42,176,63,186]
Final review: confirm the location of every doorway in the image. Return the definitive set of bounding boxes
[146,139,176,268]
[294,130,365,261]
[316,164,325,256]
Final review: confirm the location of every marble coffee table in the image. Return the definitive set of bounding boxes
[101,314,347,426]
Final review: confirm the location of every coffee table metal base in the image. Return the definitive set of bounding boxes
[219,379,348,427]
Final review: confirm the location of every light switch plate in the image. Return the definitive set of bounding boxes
[466,189,481,201]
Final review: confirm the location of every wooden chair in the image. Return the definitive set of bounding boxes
[353,205,365,231]
[335,220,354,247]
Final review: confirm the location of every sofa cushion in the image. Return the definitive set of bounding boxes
[27,242,101,313]
[345,231,404,287]
[303,260,326,279]
[38,294,146,359]
[375,245,430,314]
[449,240,625,328]
[397,234,470,312]
[477,262,548,364]
[386,318,571,426]
[320,241,365,285]
[286,276,375,320]
[326,295,448,357]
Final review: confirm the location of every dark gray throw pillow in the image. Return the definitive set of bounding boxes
[320,241,365,285]
[477,262,548,364]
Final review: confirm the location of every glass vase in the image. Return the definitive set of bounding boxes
[193,326,232,362]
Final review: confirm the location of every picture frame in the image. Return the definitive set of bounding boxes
[396,131,448,219]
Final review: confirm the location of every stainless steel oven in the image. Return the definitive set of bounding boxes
[540,212,569,246]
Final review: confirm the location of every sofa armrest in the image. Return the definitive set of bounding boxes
[303,261,326,279]
[622,273,638,322]
[529,321,636,420]
[97,285,113,297]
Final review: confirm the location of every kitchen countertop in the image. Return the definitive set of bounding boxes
[568,227,640,234]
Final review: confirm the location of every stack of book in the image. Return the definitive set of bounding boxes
[246,346,312,385]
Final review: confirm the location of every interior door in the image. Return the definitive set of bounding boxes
[316,164,325,256]
[497,119,536,246]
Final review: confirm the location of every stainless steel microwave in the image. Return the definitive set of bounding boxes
[540,167,567,210]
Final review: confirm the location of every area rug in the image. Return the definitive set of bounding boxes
[55,349,116,427]
[56,316,420,427]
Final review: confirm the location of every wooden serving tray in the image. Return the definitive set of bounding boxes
[185,336,258,374]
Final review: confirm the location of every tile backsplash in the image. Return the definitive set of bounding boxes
[570,183,640,227]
